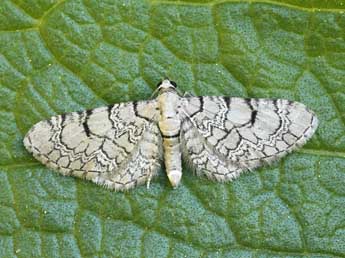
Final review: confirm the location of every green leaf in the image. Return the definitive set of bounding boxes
[1,0,345,257]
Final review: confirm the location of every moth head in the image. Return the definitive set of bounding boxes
[156,79,177,91]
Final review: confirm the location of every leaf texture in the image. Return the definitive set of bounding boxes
[0,0,345,257]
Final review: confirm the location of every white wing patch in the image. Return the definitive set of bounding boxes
[180,96,318,181]
[24,100,162,191]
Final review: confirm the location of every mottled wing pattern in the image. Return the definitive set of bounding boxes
[24,100,162,191]
[180,97,318,182]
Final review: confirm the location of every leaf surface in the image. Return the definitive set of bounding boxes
[1,0,345,257]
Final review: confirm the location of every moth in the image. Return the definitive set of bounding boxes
[24,79,318,190]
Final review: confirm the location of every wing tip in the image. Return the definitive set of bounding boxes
[23,134,31,152]
[23,126,35,154]
[302,109,319,141]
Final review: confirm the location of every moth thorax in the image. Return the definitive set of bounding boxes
[159,119,180,135]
